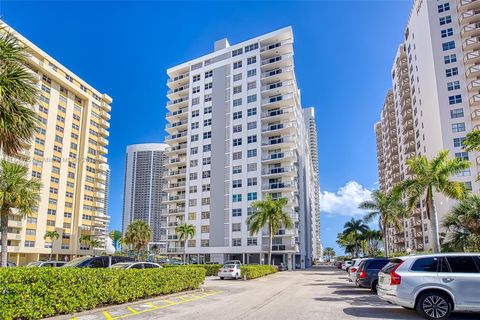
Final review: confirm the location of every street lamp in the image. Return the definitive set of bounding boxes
[105,237,116,267]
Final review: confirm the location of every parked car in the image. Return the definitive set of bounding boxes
[356,258,390,292]
[26,261,66,267]
[335,261,343,269]
[218,263,241,280]
[111,262,161,269]
[278,262,288,271]
[225,260,242,265]
[341,260,352,271]
[348,258,366,283]
[378,253,480,320]
[5,261,16,267]
[62,256,134,268]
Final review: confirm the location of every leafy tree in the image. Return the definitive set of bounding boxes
[323,247,336,261]
[44,230,59,260]
[360,230,383,257]
[124,220,152,261]
[89,239,100,256]
[359,190,406,256]
[109,230,122,250]
[175,223,195,263]
[395,150,470,253]
[247,194,293,265]
[0,28,39,156]
[442,195,480,252]
[341,218,370,257]
[0,160,41,266]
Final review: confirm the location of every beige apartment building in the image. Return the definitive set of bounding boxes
[376,0,480,253]
[0,22,112,265]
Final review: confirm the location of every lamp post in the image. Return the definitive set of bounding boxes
[105,237,116,267]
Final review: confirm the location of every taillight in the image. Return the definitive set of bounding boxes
[390,261,404,286]
[359,270,366,279]
[228,269,234,272]
[350,267,357,273]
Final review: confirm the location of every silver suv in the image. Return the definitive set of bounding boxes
[378,253,480,320]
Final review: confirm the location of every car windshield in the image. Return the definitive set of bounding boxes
[26,261,43,267]
[223,264,236,268]
[111,263,130,269]
[62,257,91,267]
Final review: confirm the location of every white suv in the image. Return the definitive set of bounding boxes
[378,253,480,320]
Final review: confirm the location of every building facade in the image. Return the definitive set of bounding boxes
[122,144,169,250]
[164,27,318,269]
[375,0,480,253]
[0,22,112,265]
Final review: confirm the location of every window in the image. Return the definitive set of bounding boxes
[232,48,243,56]
[233,138,242,146]
[232,194,242,202]
[441,28,453,38]
[247,108,257,116]
[444,54,456,64]
[193,74,200,82]
[233,111,242,120]
[204,119,212,126]
[445,67,458,77]
[191,122,199,130]
[192,110,200,117]
[247,135,257,144]
[232,238,241,246]
[247,94,257,103]
[245,43,258,52]
[247,121,257,130]
[247,149,257,158]
[202,183,210,191]
[204,94,212,102]
[204,82,212,90]
[411,257,438,272]
[452,123,466,132]
[233,151,242,160]
[233,85,242,94]
[232,179,242,188]
[247,177,257,186]
[203,144,211,152]
[233,61,242,69]
[438,3,450,13]
[247,192,257,201]
[201,211,210,219]
[247,163,257,172]
[203,131,212,139]
[232,208,242,217]
[247,81,256,90]
[446,256,479,273]
[25,241,35,248]
[442,41,455,51]
[453,137,466,147]
[450,108,464,118]
[439,15,452,25]
[247,238,258,246]
[233,125,242,133]
[233,166,242,174]
[465,181,473,191]
[233,73,242,81]
[247,56,256,65]
[191,147,198,155]
[233,98,242,107]
[247,69,256,77]
[201,240,209,247]
[201,225,210,233]
[449,95,462,105]
[204,106,212,114]
[455,152,469,161]
[202,170,211,178]
[191,134,199,142]
[447,81,460,91]
[205,71,213,78]
[232,223,241,232]
[247,207,255,216]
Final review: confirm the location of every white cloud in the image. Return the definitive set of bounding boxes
[320,181,372,217]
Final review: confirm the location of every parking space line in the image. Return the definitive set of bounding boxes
[126,307,138,314]
[103,311,114,320]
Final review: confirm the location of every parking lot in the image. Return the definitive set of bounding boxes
[55,265,478,320]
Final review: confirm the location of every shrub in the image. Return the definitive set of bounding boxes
[0,266,205,320]
[160,264,222,276]
[241,265,277,279]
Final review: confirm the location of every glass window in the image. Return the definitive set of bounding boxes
[411,257,438,272]
[446,256,479,273]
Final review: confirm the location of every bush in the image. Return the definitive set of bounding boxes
[0,267,205,320]
[160,264,222,276]
[241,265,277,279]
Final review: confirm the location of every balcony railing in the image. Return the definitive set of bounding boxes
[169,168,187,176]
[262,122,296,133]
[262,136,296,146]
[167,72,189,83]
[260,39,293,53]
[262,167,295,175]
[260,54,293,66]
[261,67,294,80]
[168,207,186,214]
[262,151,296,161]
[167,84,190,95]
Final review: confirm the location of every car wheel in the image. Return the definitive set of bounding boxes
[235,273,239,280]
[371,281,378,294]
[220,277,224,280]
[416,291,452,320]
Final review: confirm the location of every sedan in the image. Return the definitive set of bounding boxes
[218,263,241,280]
[111,262,162,269]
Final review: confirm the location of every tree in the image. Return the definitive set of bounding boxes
[323,247,336,262]
[0,29,39,156]
[89,239,100,256]
[175,223,195,263]
[0,160,41,266]
[79,234,91,248]
[44,230,59,260]
[395,150,470,253]
[360,230,383,257]
[109,230,122,250]
[124,220,152,261]
[247,194,293,265]
[442,195,480,252]
[359,190,406,256]
[341,218,369,257]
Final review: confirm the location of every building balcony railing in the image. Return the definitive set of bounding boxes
[261,80,295,94]
[167,72,189,86]
[461,22,480,38]
[168,207,185,214]
[166,96,189,111]
[261,66,294,82]
[467,64,480,79]
[262,181,297,191]
[165,131,188,142]
[463,36,480,51]
[167,247,185,253]
[166,120,188,131]
[469,94,480,107]
[261,151,296,162]
[167,194,186,202]
[166,108,189,119]
[458,0,480,14]
[165,144,187,154]
[262,166,296,176]
[261,106,296,121]
[460,8,480,25]
[168,168,187,177]
[167,84,190,97]
[261,122,297,135]
[261,244,297,252]
[260,39,293,56]
[166,181,186,189]
[261,136,296,148]
[260,54,294,70]
[468,79,480,92]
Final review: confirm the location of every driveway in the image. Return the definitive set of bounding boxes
[55,266,477,320]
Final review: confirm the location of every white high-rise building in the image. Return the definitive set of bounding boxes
[122,144,169,250]
[164,27,318,268]
[376,0,480,253]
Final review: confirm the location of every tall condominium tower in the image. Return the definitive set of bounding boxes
[122,144,169,250]
[0,22,112,265]
[375,0,480,253]
[165,27,318,269]
[303,107,322,261]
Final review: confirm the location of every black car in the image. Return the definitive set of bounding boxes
[62,256,134,268]
[355,258,390,293]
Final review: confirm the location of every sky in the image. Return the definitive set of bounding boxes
[2,0,412,255]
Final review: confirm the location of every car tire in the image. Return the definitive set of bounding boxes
[371,280,378,294]
[235,273,239,280]
[416,291,452,320]
[220,277,224,280]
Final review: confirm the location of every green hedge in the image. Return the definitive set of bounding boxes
[0,267,205,320]
[241,265,277,279]
[160,264,222,276]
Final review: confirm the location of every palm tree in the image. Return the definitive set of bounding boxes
[124,220,152,261]
[395,150,470,253]
[360,229,383,257]
[323,247,335,262]
[0,29,39,156]
[247,194,293,265]
[359,190,406,256]
[443,195,480,252]
[175,223,195,263]
[44,230,59,260]
[79,234,91,248]
[0,160,41,266]
[89,239,100,256]
[109,230,122,251]
[342,218,370,257]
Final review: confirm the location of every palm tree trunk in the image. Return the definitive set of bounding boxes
[429,197,441,253]
[49,248,53,261]
[268,224,273,265]
[1,209,9,267]
[384,233,389,257]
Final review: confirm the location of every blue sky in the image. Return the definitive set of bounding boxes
[3,0,412,254]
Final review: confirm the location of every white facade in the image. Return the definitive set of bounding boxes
[164,27,318,268]
[122,143,169,248]
[376,0,480,253]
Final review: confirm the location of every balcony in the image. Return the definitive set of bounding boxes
[261,122,297,135]
[467,64,480,79]
[260,39,293,58]
[98,146,108,155]
[261,80,295,96]
[461,22,480,38]
[99,128,109,138]
[165,131,188,144]
[470,94,480,107]
[262,166,297,177]
[168,207,185,214]
[260,54,293,70]
[262,181,297,192]
[261,93,295,109]
[471,109,480,123]
[166,96,189,111]
[261,136,296,149]
[460,8,480,25]
[464,36,480,51]
[467,52,480,70]
[404,141,416,153]
[98,136,108,146]
[166,194,186,203]
[468,79,480,92]
[167,72,189,88]
[167,247,185,253]
[8,220,22,228]
[458,0,480,13]
[94,201,104,209]
[94,213,109,222]
[167,168,187,178]
[166,120,188,133]
[165,181,186,190]
[402,119,414,131]
[96,154,107,164]
[95,181,106,191]
[165,144,187,155]
[166,108,189,121]
[261,66,294,83]
[99,119,110,129]
[262,151,296,163]
[167,84,189,100]
[97,163,108,172]
[261,106,296,122]
[261,244,297,252]
[165,157,186,168]
[100,110,111,121]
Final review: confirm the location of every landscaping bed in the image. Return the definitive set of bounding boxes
[241,265,278,279]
